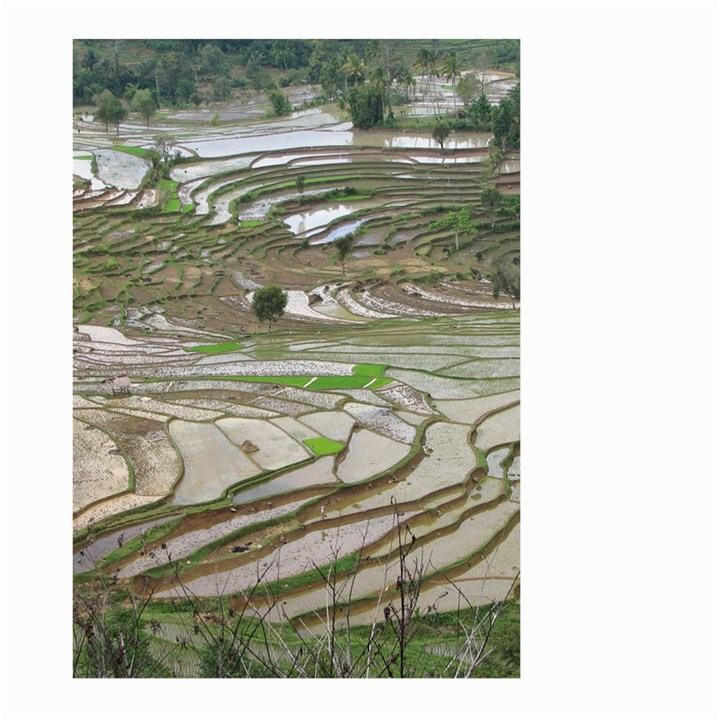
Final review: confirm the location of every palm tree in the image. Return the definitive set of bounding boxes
[442,51,461,117]
[415,48,432,79]
[371,66,389,119]
[343,53,365,87]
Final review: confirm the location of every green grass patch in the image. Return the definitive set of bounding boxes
[157,178,179,191]
[353,363,386,377]
[185,341,244,354]
[307,375,378,390]
[112,145,153,158]
[238,220,266,228]
[223,375,313,387]
[74,155,93,160]
[303,437,344,456]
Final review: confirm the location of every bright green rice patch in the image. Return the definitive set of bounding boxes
[74,155,93,160]
[157,178,179,191]
[112,145,153,158]
[353,363,386,377]
[226,375,313,387]
[162,198,180,213]
[306,375,377,390]
[184,341,244,354]
[303,437,344,456]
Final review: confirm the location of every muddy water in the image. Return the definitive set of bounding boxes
[156,512,402,598]
[178,126,493,158]
[316,220,366,244]
[73,514,181,574]
[73,158,107,190]
[117,497,314,579]
[232,456,336,505]
[283,202,370,236]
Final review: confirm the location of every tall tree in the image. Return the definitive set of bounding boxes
[334,234,354,276]
[252,286,288,333]
[480,186,503,227]
[95,90,126,135]
[347,84,383,129]
[342,53,365,87]
[429,207,478,251]
[442,51,461,117]
[490,265,520,308]
[431,120,451,151]
[131,89,157,128]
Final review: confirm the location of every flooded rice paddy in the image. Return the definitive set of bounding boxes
[73,70,520,628]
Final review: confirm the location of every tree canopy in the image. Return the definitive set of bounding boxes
[334,234,354,276]
[131,89,157,127]
[347,84,384,129]
[252,286,288,332]
[95,90,127,135]
[431,120,451,151]
[429,207,478,251]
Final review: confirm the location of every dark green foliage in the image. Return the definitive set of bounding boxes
[295,174,306,194]
[131,88,157,127]
[491,264,520,305]
[267,88,292,116]
[429,207,477,250]
[252,285,288,332]
[466,93,493,125]
[431,120,451,150]
[95,89,127,135]
[334,234,354,276]
[480,186,503,226]
[456,72,481,105]
[212,77,232,101]
[492,84,520,151]
[347,84,384,129]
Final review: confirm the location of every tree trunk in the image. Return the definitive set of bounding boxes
[455,231,459,251]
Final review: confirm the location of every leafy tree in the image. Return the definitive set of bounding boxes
[150,135,181,181]
[295,175,306,194]
[480,186,503,227]
[246,56,271,92]
[342,53,366,87]
[490,265,520,308]
[431,120,451,151]
[442,51,461,116]
[429,207,478,251]
[492,87,520,152]
[83,48,98,71]
[267,88,292,116]
[95,90,126,135]
[199,44,226,76]
[319,58,344,100]
[466,94,493,126]
[131,88,157,128]
[212,77,232,102]
[252,286,288,333]
[155,52,195,105]
[415,48,433,79]
[457,73,480,106]
[347,85,383,129]
[334,234,354,276]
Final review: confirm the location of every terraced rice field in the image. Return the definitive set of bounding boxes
[73,73,520,655]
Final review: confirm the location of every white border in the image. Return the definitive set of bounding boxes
[1,2,718,719]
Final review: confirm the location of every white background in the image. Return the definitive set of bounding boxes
[1,1,718,718]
